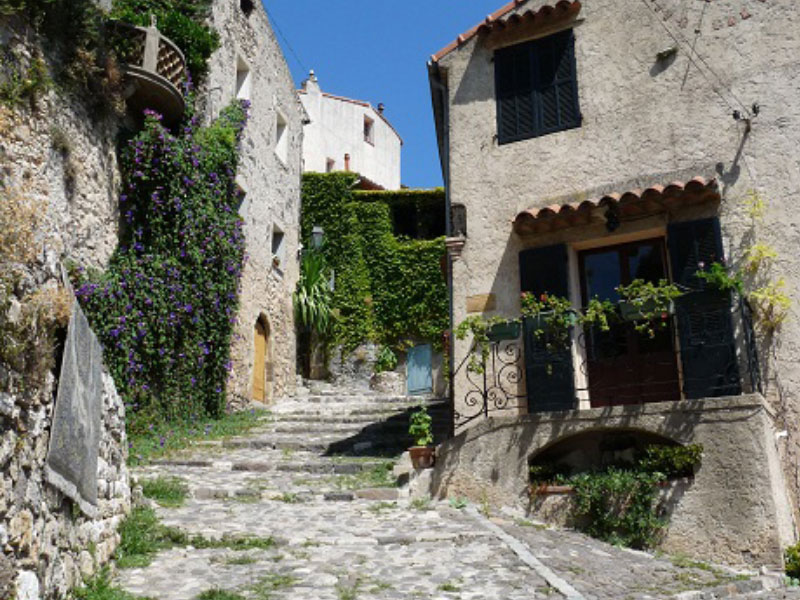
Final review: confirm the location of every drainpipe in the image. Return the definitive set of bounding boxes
[428,60,454,438]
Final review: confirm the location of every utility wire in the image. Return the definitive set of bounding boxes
[263,2,310,75]
[641,0,753,117]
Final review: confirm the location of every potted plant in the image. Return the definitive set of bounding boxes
[408,405,435,469]
[520,292,576,351]
[487,319,521,342]
[615,279,682,337]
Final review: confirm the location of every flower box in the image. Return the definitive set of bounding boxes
[619,300,674,322]
[487,320,521,342]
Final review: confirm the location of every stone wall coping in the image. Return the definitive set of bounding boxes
[445,394,767,449]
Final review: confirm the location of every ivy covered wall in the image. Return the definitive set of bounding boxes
[301,173,448,353]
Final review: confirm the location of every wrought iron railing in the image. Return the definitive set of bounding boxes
[453,295,763,429]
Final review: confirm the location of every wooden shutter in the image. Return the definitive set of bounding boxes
[667,218,741,399]
[496,29,581,144]
[519,244,575,412]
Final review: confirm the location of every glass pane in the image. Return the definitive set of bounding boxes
[583,251,621,302]
[628,243,665,283]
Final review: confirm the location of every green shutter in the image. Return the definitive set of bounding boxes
[519,244,576,412]
[667,218,741,398]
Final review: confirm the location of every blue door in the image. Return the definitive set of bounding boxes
[407,344,433,395]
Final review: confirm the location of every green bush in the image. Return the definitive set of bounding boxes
[637,443,703,478]
[571,468,664,549]
[374,346,398,373]
[786,542,800,579]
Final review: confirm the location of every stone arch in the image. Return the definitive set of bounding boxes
[527,427,686,480]
[251,314,273,403]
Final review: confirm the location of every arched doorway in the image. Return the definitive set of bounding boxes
[252,315,272,403]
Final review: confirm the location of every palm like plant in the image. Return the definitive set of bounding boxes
[293,248,332,336]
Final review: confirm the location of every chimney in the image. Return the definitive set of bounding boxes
[377,103,385,115]
[344,153,350,171]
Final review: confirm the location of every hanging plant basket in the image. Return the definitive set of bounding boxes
[619,300,675,322]
[487,320,521,342]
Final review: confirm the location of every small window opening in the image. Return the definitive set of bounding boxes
[363,115,375,145]
[271,225,285,272]
[326,158,335,173]
[240,0,255,16]
[275,109,288,164]
[236,56,252,101]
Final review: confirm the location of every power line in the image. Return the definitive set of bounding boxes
[262,2,310,74]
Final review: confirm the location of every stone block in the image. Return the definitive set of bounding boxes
[14,571,39,600]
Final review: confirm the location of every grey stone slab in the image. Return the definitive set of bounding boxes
[45,302,102,517]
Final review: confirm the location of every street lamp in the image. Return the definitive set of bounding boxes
[311,226,324,249]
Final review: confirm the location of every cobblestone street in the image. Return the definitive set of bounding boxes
[115,389,799,600]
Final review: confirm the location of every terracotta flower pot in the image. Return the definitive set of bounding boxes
[409,446,435,470]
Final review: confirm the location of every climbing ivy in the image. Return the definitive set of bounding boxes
[76,100,248,424]
[300,173,448,353]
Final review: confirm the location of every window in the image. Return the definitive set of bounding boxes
[495,28,581,144]
[271,225,285,271]
[275,109,288,164]
[326,158,335,173]
[240,0,255,16]
[235,56,251,101]
[363,115,375,145]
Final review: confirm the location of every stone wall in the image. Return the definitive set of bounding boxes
[201,0,304,406]
[430,396,796,569]
[1,17,129,599]
[434,0,800,512]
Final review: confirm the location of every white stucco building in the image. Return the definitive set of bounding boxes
[299,72,402,190]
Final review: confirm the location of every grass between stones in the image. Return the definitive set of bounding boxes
[329,461,396,490]
[140,476,189,508]
[196,590,246,600]
[127,409,270,466]
[71,568,156,600]
[116,506,277,568]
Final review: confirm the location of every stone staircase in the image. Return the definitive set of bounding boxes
[138,382,451,505]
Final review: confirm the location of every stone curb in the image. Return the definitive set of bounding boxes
[465,506,585,600]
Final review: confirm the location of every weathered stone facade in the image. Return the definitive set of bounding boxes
[428,0,800,565]
[201,0,304,406]
[0,20,129,596]
[431,396,795,568]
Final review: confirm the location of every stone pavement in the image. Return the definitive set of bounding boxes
[115,385,800,600]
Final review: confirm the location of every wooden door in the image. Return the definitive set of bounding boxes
[252,320,267,402]
[579,239,680,407]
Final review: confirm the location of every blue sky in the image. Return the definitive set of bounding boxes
[262,0,505,189]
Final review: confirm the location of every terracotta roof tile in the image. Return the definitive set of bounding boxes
[513,177,720,235]
[431,0,582,63]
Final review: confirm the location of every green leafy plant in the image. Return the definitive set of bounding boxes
[374,345,398,373]
[570,468,665,549]
[520,292,576,350]
[77,100,248,422]
[786,542,800,579]
[750,279,792,332]
[616,279,682,338]
[300,175,447,354]
[694,261,744,294]
[0,52,50,109]
[454,315,508,374]
[581,296,616,332]
[637,444,703,478]
[294,247,333,336]
[72,568,155,600]
[409,405,433,447]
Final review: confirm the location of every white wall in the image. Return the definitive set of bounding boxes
[300,75,402,190]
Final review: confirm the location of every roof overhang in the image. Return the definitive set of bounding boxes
[513,177,721,236]
[431,0,582,63]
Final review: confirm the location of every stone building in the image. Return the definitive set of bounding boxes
[0,0,304,596]
[299,72,403,190]
[428,0,800,568]
[201,0,305,405]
